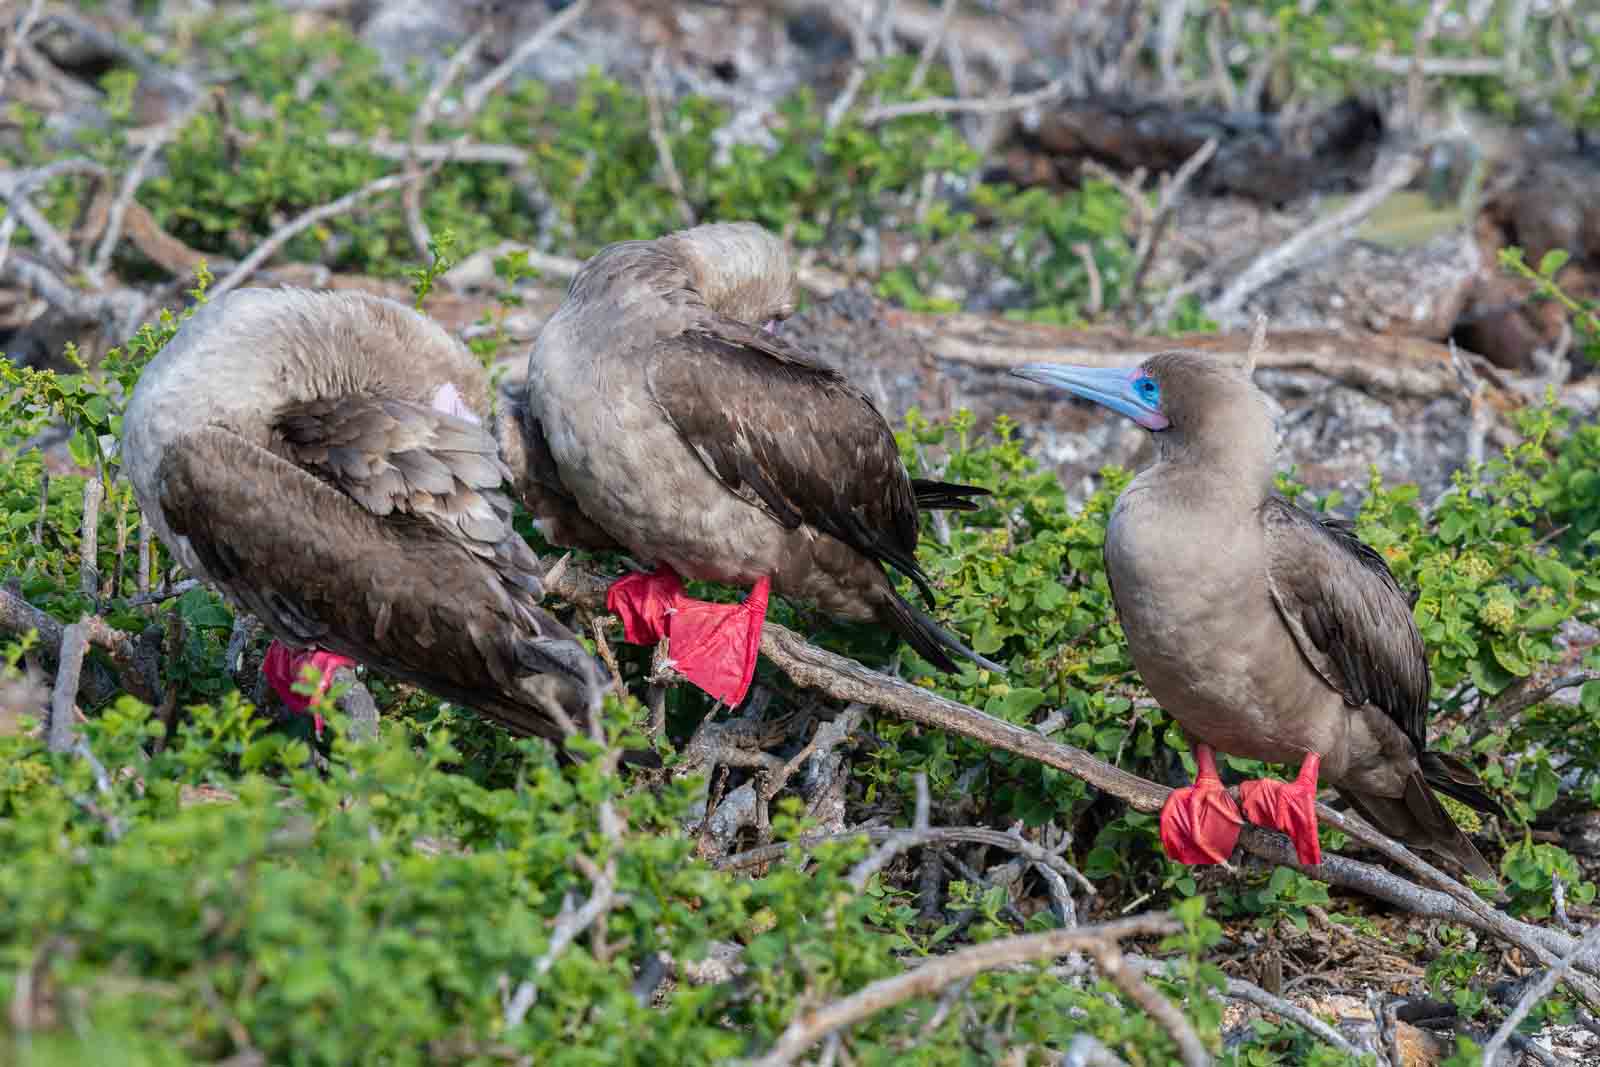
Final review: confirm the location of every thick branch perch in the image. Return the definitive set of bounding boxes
[545,564,1600,1001]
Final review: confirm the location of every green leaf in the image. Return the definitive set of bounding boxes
[1530,763,1560,812]
[1538,248,1570,277]
[1491,642,1532,677]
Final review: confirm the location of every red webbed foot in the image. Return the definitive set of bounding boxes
[262,641,357,738]
[1240,752,1323,866]
[1159,743,1244,866]
[606,569,769,708]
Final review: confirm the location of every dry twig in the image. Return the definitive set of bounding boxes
[1088,939,1209,1067]
[48,619,88,753]
[644,48,694,228]
[1206,152,1423,322]
[78,473,103,603]
[848,771,931,890]
[89,102,201,285]
[0,0,44,103]
[860,73,1070,124]
[460,0,590,116]
[211,171,421,297]
[0,586,158,703]
[741,914,1182,1067]
[1481,924,1600,1067]
[906,0,957,93]
[401,29,487,260]
[1127,137,1218,306]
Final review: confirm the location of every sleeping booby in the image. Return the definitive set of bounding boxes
[519,221,996,707]
[1011,344,1503,878]
[123,287,602,740]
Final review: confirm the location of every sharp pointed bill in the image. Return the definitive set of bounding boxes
[1011,362,1169,430]
[1018,345,1502,880]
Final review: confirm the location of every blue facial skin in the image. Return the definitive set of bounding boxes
[1010,363,1171,431]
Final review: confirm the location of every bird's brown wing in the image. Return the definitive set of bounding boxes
[643,320,934,602]
[1260,496,1430,751]
[275,392,552,591]
[155,425,599,738]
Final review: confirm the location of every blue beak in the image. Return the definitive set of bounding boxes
[1011,362,1170,431]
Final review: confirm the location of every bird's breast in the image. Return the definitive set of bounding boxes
[1105,492,1335,761]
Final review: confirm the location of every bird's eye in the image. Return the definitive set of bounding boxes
[1134,376,1160,405]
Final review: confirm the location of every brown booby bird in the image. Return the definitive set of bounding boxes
[1011,344,1503,878]
[123,287,601,740]
[519,221,997,707]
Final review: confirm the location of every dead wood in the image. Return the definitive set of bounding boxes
[1006,96,1384,207]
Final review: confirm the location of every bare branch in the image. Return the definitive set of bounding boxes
[1088,939,1208,1067]
[461,0,591,117]
[89,101,200,285]
[123,578,200,608]
[0,0,44,101]
[847,771,931,890]
[906,0,957,93]
[0,586,158,703]
[48,619,88,753]
[402,29,487,260]
[78,473,103,603]
[1127,137,1217,307]
[325,132,529,165]
[1407,0,1454,123]
[860,73,1070,124]
[742,914,1181,1067]
[1221,974,1362,1058]
[720,824,1096,893]
[1491,670,1600,721]
[644,48,695,228]
[211,171,421,297]
[1481,924,1600,1067]
[1206,152,1422,322]
[1326,45,1505,78]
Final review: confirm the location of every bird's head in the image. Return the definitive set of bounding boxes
[1011,335,1277,478]
[661,221,797,331]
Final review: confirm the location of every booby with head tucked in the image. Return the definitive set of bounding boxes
[123,287,602,740]
[519,221,996,707]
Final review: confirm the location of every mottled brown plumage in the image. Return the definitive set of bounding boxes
[123,287,601,740]
[521,222,993,698]
[1013,345,1502,879]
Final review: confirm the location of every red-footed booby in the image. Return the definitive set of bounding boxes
[519,221,997,707]
[123,287,602,740]
[1011,343,1503,879]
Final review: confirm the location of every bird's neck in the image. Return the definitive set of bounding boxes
[1148,407,1278,505]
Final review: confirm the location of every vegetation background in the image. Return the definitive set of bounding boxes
[0,1,1597,1065]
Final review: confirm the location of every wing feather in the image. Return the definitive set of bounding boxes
[1260,496,1430,750]
[155,425,598,738]
[643,320,934,603]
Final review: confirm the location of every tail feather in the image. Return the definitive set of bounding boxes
[1334,776,1499,884]
[880,589,1006,676]
[911,479,992,512]
[1420,751,1507,819]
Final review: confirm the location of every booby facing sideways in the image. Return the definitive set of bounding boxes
[520,222,997,707]
[1011,345,1503,878]
[123,287,601,740]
